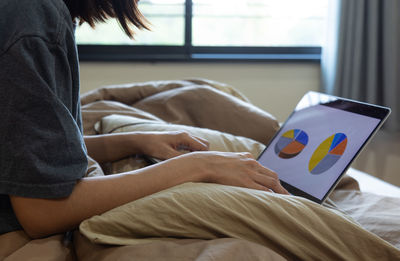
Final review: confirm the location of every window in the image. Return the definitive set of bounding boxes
[76,0,328,61]
[76,1,185,46]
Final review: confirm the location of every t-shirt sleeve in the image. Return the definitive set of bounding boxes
[0,36,88,198]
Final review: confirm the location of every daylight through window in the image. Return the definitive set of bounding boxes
[76,0,328,61]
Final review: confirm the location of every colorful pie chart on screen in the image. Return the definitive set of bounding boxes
[274,129,309,159]
[309,133,348,175]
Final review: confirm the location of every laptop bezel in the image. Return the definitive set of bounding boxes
[257,91,391,204]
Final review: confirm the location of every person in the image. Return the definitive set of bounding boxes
[0,0,288,239]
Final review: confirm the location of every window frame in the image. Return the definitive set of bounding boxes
[77,0,322,63]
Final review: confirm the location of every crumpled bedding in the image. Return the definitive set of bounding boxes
[1,79,399,261]
[79,182,400,260]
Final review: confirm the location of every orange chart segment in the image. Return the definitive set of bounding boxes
[281,140,305,155]
[330,138,347,155]
[275,129,309,159]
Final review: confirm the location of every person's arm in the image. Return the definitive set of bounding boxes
[84,131,210,163]
[10,151,289,239]
[10,158,199,239]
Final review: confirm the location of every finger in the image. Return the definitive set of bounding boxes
[188,136,210,151]
[253,172,289,195]
[239,152,254,159]
[178,134,209,152]
[256,163,279,179]
[154,145,183,159]
[246,181,270,192]
[192,136,210,149]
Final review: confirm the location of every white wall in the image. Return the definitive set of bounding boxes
[352,131,400,186]
[80,62,320,122]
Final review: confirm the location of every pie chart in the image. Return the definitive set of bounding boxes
[274,129,309,159]
[309,133,348,175]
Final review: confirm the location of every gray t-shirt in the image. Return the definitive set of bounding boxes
[0,0,88,234]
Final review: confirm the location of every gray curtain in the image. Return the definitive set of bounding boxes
[321,0,400,131]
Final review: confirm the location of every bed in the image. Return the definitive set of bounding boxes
[1,79,399,261]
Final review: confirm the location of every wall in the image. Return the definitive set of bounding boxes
[80,62,400,186]
[351,131,400,186]
[80,62,320,122]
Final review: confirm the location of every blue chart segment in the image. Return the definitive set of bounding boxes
[275,129,309,159]
[309,133,348,175]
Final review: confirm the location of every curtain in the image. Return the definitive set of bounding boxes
[321,0,400,131]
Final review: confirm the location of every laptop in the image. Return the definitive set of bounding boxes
[257,91,391,204]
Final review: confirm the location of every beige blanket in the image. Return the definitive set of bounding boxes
[1,79,399,261]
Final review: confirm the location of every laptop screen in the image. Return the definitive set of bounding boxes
[257,92,389,202]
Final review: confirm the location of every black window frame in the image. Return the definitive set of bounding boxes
[77,0,322,63]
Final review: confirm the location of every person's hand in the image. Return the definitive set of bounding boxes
[135,131,210,160]
[168,151,289,195]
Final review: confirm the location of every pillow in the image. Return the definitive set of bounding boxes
[98,114,265,157]
[132,85,279,144]
[80,183,400,260]
[96,114,266,174]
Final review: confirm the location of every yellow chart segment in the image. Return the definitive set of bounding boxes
[282,130,295,139]
[309,135,335,171]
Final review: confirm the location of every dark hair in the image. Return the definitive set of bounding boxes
[63,0,149,38]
